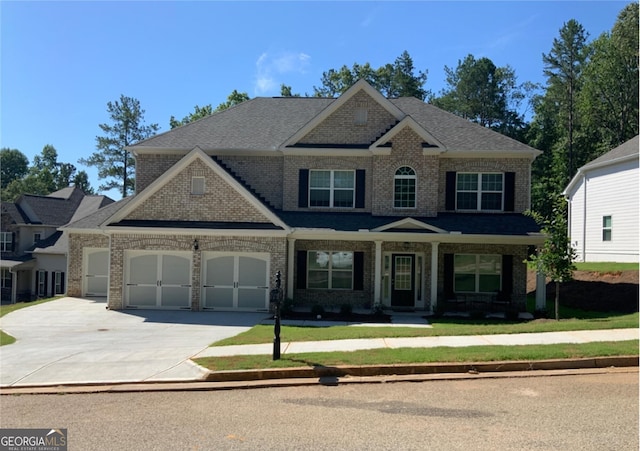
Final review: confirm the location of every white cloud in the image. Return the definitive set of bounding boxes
[254,51,311,95]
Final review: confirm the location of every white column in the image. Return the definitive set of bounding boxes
[10,270,17,304]
[287,238,296,299]
[374,240,382,306]
[430,242,439,311]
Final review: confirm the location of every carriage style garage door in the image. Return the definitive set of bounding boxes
[84,248,109,297]
[125,251,192,309]
[202,252,270,311]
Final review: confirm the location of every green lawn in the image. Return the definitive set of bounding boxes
[0,297,61,346]
[194,340,639,371]
[212,311,639,347]
[574,262,638,273]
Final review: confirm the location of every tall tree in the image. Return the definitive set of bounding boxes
[541,19,591,181]
[216,90,250,111]
[313,51,429,99]
[80,95,159,197]
[0,148,29,189]
[580,2,639,152]
[433,54,535,140]
[170,104,214,129]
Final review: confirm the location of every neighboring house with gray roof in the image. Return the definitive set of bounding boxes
[1,187,113,302]
[63,80,546,314]
[564,135,639,263]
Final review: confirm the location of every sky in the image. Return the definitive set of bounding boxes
[1,0,631,200]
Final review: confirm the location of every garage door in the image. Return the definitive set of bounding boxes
[84,249,108,297]
[202,252,269,311]
[125,251,191,309]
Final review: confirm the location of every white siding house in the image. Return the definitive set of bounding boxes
[564,136,639,263]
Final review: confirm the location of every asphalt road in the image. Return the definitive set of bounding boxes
[1,370,637,450]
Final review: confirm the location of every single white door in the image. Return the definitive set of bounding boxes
[84,249,108,297]
[202,253,269,311]
[126,252,191,309]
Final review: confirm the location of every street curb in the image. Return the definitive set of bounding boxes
[202,355,639,382]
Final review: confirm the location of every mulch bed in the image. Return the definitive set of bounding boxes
[281,311,392,323]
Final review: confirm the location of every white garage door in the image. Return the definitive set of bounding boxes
[84,248,109,297]
[125,251,191,309]
[202,252,269,311]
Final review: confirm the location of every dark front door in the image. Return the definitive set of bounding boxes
[391,254,415,307]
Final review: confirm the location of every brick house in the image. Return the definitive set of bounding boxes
[63,80,545,313]
[1,187,113,303]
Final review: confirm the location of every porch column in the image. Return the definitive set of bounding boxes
[287,238,296,300]
[374,240,382,306]
[430,242,439,311]
[10,270,17,304]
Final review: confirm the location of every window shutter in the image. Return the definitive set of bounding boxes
[504,172,515,212]
[298,169,309,208]
[445,172,456,211]
[353,251,364,290]
[51,272,56,296]
[61,272,66,294]
[296,250,307,289]
[10,232,15,252]
[502,255,513,296]
[444,253,454,298]
[355,170,365,209]
[35,271,40,297]
[44,271,49,297]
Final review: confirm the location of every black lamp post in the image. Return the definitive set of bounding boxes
[271,271,282,360]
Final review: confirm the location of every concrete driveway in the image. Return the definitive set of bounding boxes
[0,297,267,387]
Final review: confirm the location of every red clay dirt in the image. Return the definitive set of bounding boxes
[527,270,639,313]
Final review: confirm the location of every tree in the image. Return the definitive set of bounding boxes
[170,104,214,129]
[433,54,535,141]
[216,90,250,111]
[313,51,429,100]
[526,195,577,320]
[580,2,639,151]
[80,95,159,197]
[0,148,29,189]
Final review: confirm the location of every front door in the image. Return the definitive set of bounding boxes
[391,254,415,307]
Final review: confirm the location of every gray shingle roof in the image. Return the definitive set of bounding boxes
[131,95,538,154]
[63,196,134,229]
[581,135,639,171]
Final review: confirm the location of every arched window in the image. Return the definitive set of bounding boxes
[394,166,416,208]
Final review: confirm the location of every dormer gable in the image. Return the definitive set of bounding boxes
[370,116,445,156]
[371,217,447,234]
[282,79,405,150]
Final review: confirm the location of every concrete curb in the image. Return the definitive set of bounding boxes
[202,355,639,382]
[1,356,636,395]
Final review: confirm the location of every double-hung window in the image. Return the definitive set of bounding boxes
[307,251,353,289]
[454,254,501,293]
[394,166,416,209]
[1,232,12,252]
[1,268,11,289]
[309,170,355,208]
[54,271,64,295]
[457,173,504,211]
[602,216,612,241]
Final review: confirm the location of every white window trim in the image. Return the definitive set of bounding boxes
[54,271,63,295]
[33,231,43,245]
[456,172,504,212]
[602,215,612,242]
[454,254,502,294]
[307,250,354,290]
[394,166,417,209]
[191,176,205,195]
[0,232,12,252]
[37,269,46,297]
[309,170,355,208]
[1,268,11,289]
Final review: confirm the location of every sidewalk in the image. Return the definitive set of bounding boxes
[194,328,639,358]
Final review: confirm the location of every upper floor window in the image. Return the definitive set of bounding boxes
[33,231,42,245]
[191,176,205,195]
[309,170,355,208]
[394,166,416,209]
[454,254,501,293]
[602,216,612,241]
[1,232,13,252]
[457,173,503,211]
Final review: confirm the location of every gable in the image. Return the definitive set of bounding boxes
[123,159,274,224]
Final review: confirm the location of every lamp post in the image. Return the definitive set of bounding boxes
[271,271,282,360]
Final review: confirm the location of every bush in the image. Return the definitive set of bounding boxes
[339,303,353,316]
[310,304,325,316]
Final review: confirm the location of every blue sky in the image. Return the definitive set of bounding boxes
[1,1,630,200]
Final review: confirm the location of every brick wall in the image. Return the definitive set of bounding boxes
[127,160,271,223]
[135,153,183,193]
[217,155,284,210]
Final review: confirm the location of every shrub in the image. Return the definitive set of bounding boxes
[340,303,353,316]
[311,304,325,316]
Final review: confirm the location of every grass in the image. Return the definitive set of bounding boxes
[573,262,638,273]
[0,296,61,346]
[194,340,639,371]
[211,311,639,347]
